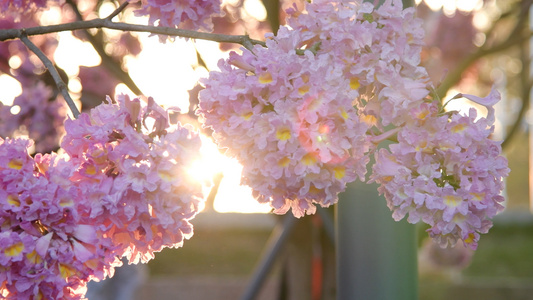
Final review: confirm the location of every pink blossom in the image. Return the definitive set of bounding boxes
[451,88,501,124]
[62,94,206,263]
[371,106,508,249]
[285,0,430,127]
[0,94,206,297]
[0,139,119,299]
[199,0,508,247]
[199,24,371,217]
[199,0,433,217]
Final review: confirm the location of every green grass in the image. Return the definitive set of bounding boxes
[147,219,533,300]
[464,223,533,278]
[419,222,533,300]
[149,221,533,278]
[504,130,529,210]
[148,228,271,277]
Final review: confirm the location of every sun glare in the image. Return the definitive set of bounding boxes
[54,32,102,76]
[188,134,271,214]
[0,75,22,106]
[123,33,198,112]
[243,0,268,21]
[187,135,225,183]
[213,165,272,213]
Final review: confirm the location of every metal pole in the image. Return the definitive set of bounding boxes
[336,181,418,299]
[240,215,298,300]
[316,207,335,244]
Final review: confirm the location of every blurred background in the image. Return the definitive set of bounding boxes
[1,0,533,299]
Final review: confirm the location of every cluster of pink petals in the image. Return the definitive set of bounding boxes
[0,138,117,299]
[61,95,205,263]
[0,81,67,153]
[199,25,371,217]
[198,0,429,217]
[133,0,222,39]
[371,101,509,249]
[199,0,509,248]
[0,95,205,298]
[285,0,431,127]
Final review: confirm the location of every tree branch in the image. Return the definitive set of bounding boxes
[0,18,266,50]
[106,1,129,21]
[19,33,80,118]
[501,36,531,150]
[435,1,533,99]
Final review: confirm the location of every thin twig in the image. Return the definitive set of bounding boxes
[19,33,80,119]
[106,2,129,21]
[0,18,266,49]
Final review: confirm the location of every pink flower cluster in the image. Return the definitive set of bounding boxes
[133,0,222,38]
[61,95,205,263]
[371,99,508,249]
[199,25,371,217]
[198,0,508,248]
[0,95,205,298]
[198,0,428,217]
[0,138,114,299]
[285,0,431,127]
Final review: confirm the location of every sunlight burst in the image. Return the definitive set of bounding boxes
[187,134,271,213]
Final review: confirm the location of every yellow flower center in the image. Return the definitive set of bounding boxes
[452,123,466,133]
[59,198,74,207]
[298,85,310,95]
[276,128,291,141]
[8,159,23,170]
[26,250,42,264]
[340,108,349,120]
[350,77,360,90]
[382,175,394,182]
[444,195,462,207]
[464,233,476,244]
[416,110,429,120]
[4,242,24,257]
[278,157,291,167]
[301,153,317,166]
[242,112,253,120]
[59,263,77,278]
[361,114,377,126]
[309,184,322,195]
[258,72,273,84]
[85,164,97,175]
[7,194,20,207]
[333,166,345,179]
[470,192,485,201]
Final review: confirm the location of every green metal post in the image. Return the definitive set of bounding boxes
[336,181,418,299]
